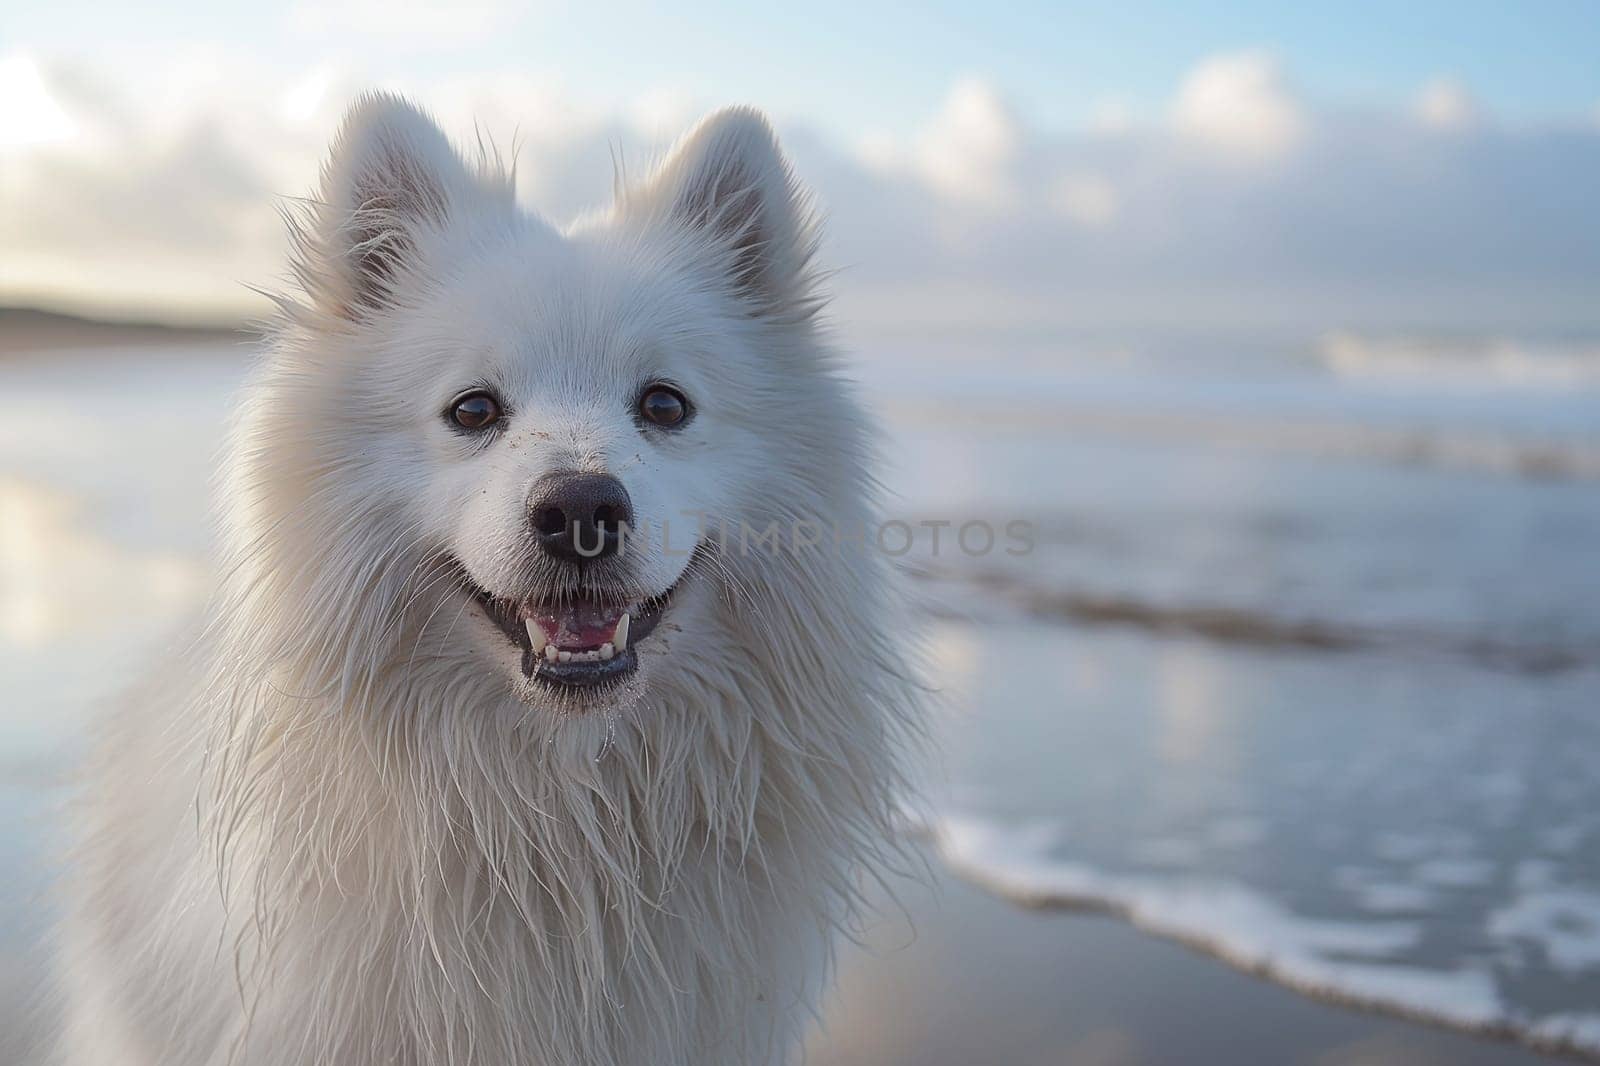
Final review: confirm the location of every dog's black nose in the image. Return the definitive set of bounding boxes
[529,472,633,562]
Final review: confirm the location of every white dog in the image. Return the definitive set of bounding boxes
[59,94,917,1066]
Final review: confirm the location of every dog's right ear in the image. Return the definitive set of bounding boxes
[297,93,482,320]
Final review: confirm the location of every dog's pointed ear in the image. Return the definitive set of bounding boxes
[629,108,821,322]
[299,93,478,319]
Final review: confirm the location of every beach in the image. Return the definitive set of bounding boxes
[2,324,1598,1063]
[809,861,1569,1066]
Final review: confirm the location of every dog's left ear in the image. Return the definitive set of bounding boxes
[629,108,821,322]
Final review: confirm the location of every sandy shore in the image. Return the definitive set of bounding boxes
[807,858,1577,1066]
[1,326,1592,1064]
[0,307,244,355]
[3,856,1579,1066]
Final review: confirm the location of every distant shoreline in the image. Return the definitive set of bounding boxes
[0,306,253,355]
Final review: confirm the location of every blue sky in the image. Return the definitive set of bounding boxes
[5,1,1598,136]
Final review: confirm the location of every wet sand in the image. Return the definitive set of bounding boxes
[808,858,1576,1066]
[3,848,1578,1066]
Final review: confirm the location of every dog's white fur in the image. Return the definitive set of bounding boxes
[59,95,917,1066]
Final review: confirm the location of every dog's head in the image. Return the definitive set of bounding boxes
[235,94,870,724]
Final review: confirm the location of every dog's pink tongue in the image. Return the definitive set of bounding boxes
[531,600,625,648]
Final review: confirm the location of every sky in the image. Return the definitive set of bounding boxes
[3,1,1599,336]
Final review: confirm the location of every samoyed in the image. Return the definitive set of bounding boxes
[59,94,917,1066]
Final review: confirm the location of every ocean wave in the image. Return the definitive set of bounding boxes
[927,813,1600,1062]
[885,395,1600,481]
[906,564,1600,675]
[1322,332,1600,391]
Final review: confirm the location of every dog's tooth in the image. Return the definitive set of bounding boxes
[599,642,614,660]
[524,619,547,654]
[558,650,572,663]
[545,644,559,663]
[613,612,630,652]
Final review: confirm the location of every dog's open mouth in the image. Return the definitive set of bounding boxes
[465,557,693,690]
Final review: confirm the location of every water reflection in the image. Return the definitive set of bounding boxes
[0,477,200,648]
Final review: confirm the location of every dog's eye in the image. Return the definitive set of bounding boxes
[449,390,502,431]
[638,384,690,428]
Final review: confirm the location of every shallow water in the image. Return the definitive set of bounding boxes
[2,334,1598,1058]
[862,338,1600,1055]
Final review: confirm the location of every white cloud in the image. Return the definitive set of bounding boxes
[1049,172,1119,227]
[279,67,337,124]
[1087,98,1137,135]
[3,55,1598,335]
[1171,51,1305,161]
[625,85,700,141]
[0,53,80,152]
[909,78,1023,209]
[1413,78,1481,131]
